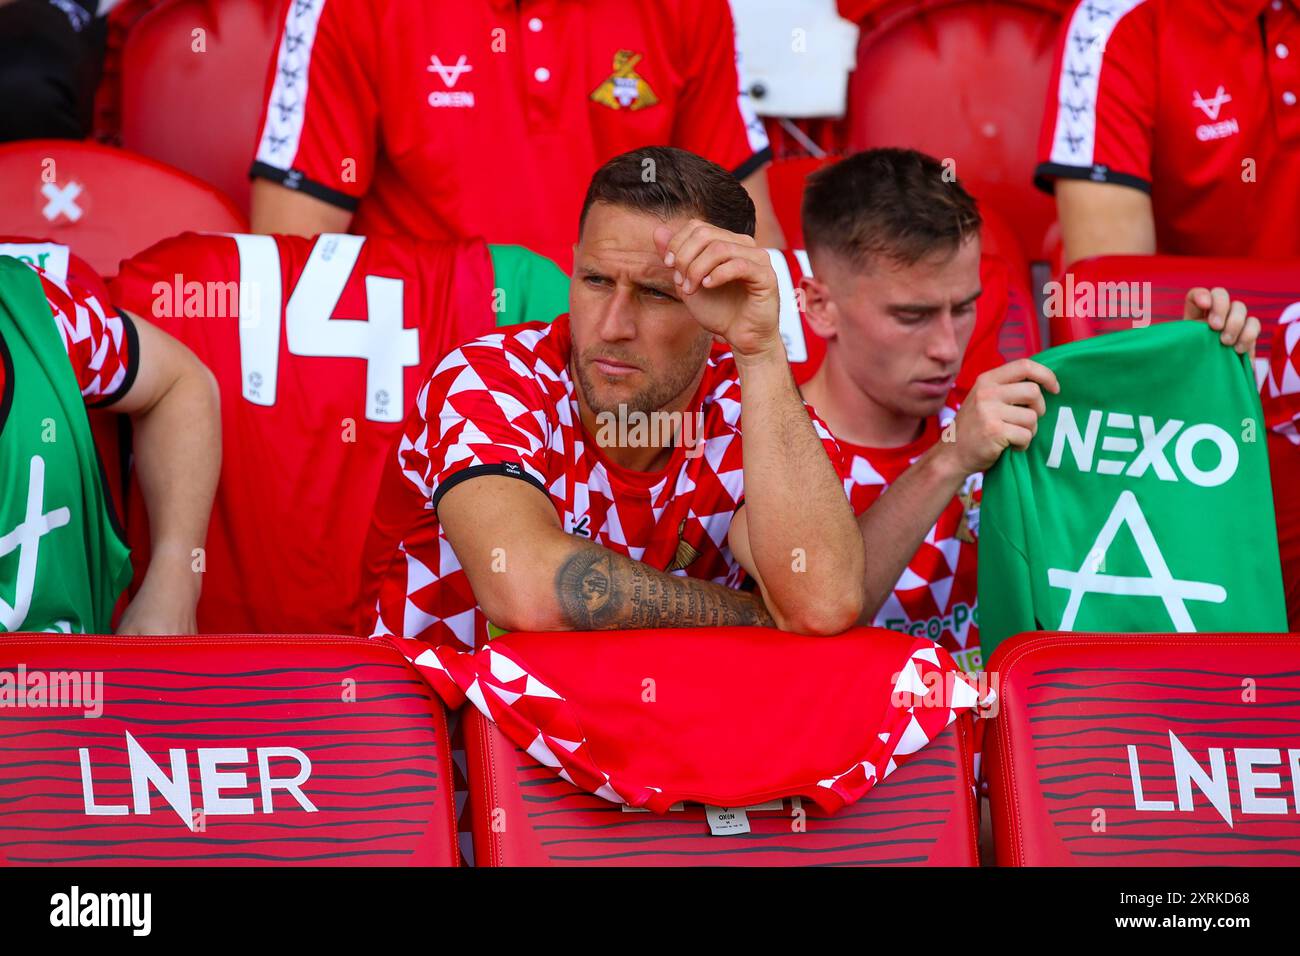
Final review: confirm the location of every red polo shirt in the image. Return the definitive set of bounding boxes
[1035,0,1300,258]
[250,0,770,268]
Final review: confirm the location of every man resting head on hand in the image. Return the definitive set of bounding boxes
[360,146,864,649]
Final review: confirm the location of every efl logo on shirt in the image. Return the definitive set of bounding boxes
[1192,85,1239,142]
[428,54,475,108]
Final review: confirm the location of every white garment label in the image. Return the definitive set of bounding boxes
[705,805,751,835]
[0,243,69,280]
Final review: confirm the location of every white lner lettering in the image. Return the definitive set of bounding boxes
[1128,731,1300,828]
[80,731,317,829]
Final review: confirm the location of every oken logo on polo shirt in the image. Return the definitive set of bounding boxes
[1192,84,1240,142]
[1044,406,1240,632]
[427,53,475,109]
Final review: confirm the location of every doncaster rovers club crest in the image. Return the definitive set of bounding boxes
[591,50,659,111]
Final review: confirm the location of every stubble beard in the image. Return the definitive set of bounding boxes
[573,336,712,418]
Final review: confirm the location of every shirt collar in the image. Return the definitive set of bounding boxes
[1212,0,1292,28]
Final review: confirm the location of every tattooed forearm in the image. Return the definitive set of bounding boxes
[554,545,774,630]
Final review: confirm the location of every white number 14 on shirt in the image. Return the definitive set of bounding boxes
[233,233,419,422]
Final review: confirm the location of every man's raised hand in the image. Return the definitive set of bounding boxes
[654,220,782,362]
[937,358,1062,477]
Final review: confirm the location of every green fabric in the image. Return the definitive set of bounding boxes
[487,244,569,327]
[0,257,131,634]
[979,321,1287,662]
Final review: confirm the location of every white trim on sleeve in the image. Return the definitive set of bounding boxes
[255,0,331,172]
[1047,0,1150,168]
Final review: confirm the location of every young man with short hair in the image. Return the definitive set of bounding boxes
[798,148,1261,672]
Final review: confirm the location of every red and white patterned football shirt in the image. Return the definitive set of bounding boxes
[359,313,847,650]
[1266,301,1300,445]
[839,410,984,676]
[0,259,137,406]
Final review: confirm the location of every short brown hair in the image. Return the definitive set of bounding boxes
[579,146,756,238]
[802,148,982,268]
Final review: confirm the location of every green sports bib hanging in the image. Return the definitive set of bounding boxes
[980,321,1287,661]
[0,257,131,634]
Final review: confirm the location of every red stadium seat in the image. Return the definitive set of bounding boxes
[464,707,979,866]
[120,0,281,215]
[0,141,245,276]
[0,634,458,866]
[844,0,1065,261]
[1048,255,1298,362]
[986,632,1300,866]
[765,156,832,250]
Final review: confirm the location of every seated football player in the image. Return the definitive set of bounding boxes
[0,253,219,635]
[359,146,865,649]
[796,148,1263,674]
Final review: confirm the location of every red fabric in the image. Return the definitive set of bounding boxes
[250,0,768,268]
[407,626,990,814]
[107,231,495,634]
[1037,0,1300,259]
[0,238,134,544]
[359,314,849,650]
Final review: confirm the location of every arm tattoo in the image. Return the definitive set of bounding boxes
[554,545,774,630]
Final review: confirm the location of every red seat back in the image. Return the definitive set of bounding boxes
[464,707,978,866]
[0,634,457,866]
[0,141,245,276]
[1049,256,1297,364]
[765,156,833,251]
[986,632,1300,866]
[845,0,1065,260]
[121,0,281,215]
